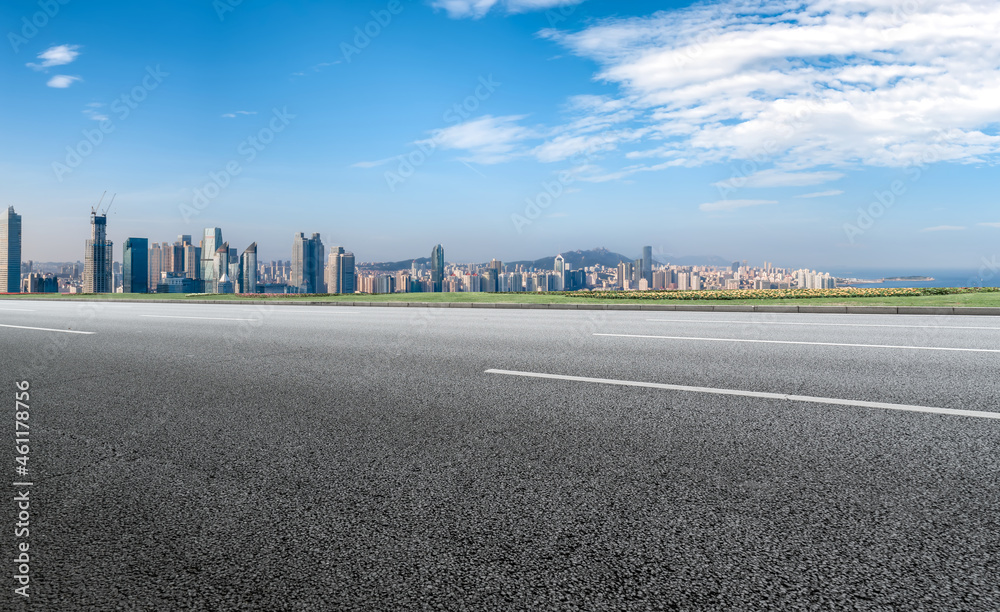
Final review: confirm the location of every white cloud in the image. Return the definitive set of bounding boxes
[921,225,966,232]
[796,190,844,198]
[27,44,80,70]
[699,199,778,212]
[978,222,1000,228]
[426,115,537,164]
[83,103,107,121]
[46,75,80,88]
[715,169,844,189]
[533,0,1000,174]
[431,0,585,19]
[221,111,257,118]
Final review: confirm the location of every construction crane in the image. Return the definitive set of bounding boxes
[90,191,107,215]
[103,193,116,215]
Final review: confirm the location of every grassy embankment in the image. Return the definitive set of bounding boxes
[2,287,999,307]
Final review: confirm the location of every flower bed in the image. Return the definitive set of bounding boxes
[568,287,999,301]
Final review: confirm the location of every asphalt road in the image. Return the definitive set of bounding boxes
[2,300,999,610]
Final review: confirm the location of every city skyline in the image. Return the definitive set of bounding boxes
[5,0,1000,267]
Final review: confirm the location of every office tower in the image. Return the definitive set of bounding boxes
[169,242,185,274]
[213,242,230,290]
[1,206,22,293]
[553,254,565,291]
[339,251,356,294]
[83,211,113,293]
[185,244,199,279]
[292,232,325,293]
[431,244,445,292]
[123,238,149,293]
[617,261,632,289]
[178,234,192,245]
[238,242,257,293]
[731,261,740,272]
[326,247,356,294]
[148,243,163,290]
[631,258,643,287]
[642,246,653,285]
[201,227,223,285]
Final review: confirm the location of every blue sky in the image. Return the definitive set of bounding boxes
[3,0,999,269]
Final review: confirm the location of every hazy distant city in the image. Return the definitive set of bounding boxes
[5,205,862,296]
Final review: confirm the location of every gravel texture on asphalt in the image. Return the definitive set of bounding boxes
[2,301,998,610]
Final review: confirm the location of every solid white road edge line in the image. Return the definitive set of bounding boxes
[594,333,1000,353]
[0,324,94,335]
[141,315,257,321]
[484,369,1000,420]
[647,318,1000,331]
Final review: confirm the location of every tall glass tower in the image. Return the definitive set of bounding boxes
[83,212,113,293]
[642,245,653,284]
[238,242,257,294]
[123,237,149,293]
[431,244,444,292]
[0,206,21,293]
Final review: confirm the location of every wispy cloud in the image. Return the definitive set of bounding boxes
[221,110,257,118]
[796,190,844,199]
[47,75,80,88]
[27,44,80,70]
[716,169,844,189]
[427,115,538,164]
[699,199,778,212]
[431,0,586,19]
[921,225,967,232]
[977,222,1000,228]
[83,103,107,121]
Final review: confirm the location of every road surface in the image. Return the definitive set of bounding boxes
[2,299,998,610]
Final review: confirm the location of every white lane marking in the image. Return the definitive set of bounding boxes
[0,323,94,335]
[594,333,1000,354]
[485,369,1000,420]
[647,319,1000,331]
[141,315,257,321]
[0,308,36,312]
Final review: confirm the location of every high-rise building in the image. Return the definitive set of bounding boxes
[148,242,164,290]
[123,238,149,293]
[238,242,258,294]
[201,227,223,285]
[298,233,324,293]
[0,206,22,293]
[83,211,113,293]
[553,254,566,291]
[642,245,653,285]
[213,242,230,292]
[431,244,445,292]
[326,247,356,294]
[291,232,325,293]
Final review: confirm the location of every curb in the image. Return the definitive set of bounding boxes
[4,297,1000,316]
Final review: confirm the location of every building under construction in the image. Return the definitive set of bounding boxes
[83,204,113,293]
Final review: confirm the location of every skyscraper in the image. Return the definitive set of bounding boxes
[83,211,113,293]
[201,227,223,285]
[553,254,565,291]
[123,238,149,293]
[291,232,325,293]
[0,206,21,293]
[238,242,257,294]
[431,244,445,292]
[326,246,356,294]
[148,242,165,290]
[642,245,653,285]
